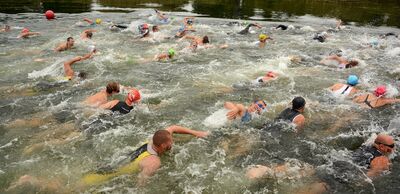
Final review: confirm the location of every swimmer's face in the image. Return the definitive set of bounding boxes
[67,38,74,46]
[162,137,173,152]
[250,100,266,114]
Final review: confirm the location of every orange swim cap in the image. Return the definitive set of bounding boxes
[128,89,141,103]
[266,71,275,78]
[374,85,386,97]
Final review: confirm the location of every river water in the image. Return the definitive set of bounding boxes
[1,1,400,194]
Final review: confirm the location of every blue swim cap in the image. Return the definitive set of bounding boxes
[347,75,358,86]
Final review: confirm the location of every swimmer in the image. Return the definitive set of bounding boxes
[320,55,359,69]
[275,96,306,130]
[379,32,398,39]
[256,34,271,48]
[80,125,209,186]
[99,89,141,114]
[81,29,96,40]
[83,82,123,107]
[0,25,10,32]
[183,35,210,46]
[274,24,288,30]
[7,126,209,191]
[64,50,95,80]
[313,31,328,43]
[152,25,160,32]
[55,37,74,52]
[83,18,102,26]
[238,23,262,34]
[330,75,359,98]
[18,28,40,38]
[352,133,395,178]
[154,9,169,23]
[353,85,400,108]
[253,71,278,84]
[154,48,175,61]
[224,100,267,123]
[138,23,150,38]
[109,24,128,32]
[183,16,195,30]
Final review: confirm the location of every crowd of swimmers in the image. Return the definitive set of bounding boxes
[2,10,400,193]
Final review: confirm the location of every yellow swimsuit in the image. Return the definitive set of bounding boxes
[80,143,157,186]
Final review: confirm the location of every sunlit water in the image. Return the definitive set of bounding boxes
[1,10,400,193]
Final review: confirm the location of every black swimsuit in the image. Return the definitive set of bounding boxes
[363,94,374,108]
[110,101,133,114]
[276,108,300,122]
[352,146,382,168]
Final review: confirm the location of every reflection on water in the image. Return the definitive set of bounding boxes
[0,2,400,194]
[1,0,400,27]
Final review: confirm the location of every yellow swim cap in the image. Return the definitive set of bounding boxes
[96,18,102,24]
[259,34,268,41]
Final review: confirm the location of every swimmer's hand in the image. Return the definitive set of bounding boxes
[226,109,239,120]
[194,131,209,138]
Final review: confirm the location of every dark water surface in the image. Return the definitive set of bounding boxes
[1,0,400,27]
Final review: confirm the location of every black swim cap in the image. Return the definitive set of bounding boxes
[292,96,305,110]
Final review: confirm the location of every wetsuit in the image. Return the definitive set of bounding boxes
[352,145,382,168]
[81,142,158,186]
[276,108,300,123]
[313,34,326,42]
[276,25,288,30]
[363,94,374,108]
[238,24,257,34]
[110,101,133,114]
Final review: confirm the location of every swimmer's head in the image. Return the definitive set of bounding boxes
[153,130,173,153]
[95,18,102,24]
[67,37,74,46]
[106,82,120,94]
[374,85,386,97]
[186,19,193,25]
[127,89,141,103]
[21,28,29,33]
[139,24,149,34]
[251,100,267,114]
[5,25,10,31]
[374,133,395,154]
[202,36,209,44]
[86,31,93,39]
[168,48,175,58]
[347,75,358,86]
[152,25,159,32]
[259,34,268,41]
[78,72,87,79]
[292,96,306,111]
[345,60,358,68]
[266,71,276,78]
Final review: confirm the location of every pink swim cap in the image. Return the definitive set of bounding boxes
[374,86,386,97]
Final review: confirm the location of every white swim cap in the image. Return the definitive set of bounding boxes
[88,45,96,52]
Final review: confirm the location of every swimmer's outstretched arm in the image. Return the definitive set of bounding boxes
[165,125,209,138]
[83,18,93,24]
[224,102,245,120]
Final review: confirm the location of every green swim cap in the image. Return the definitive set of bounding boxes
[168,48,175,56]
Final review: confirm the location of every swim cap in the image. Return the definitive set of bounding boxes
[168,48,175,57]
[95,18,102,24]
[259,34,268,41]
[88,45,96,52]
[374,86,386,97]
[128,89,141,103]
[292,96,306,110]
[347,75,358,86]
[266,71,275,78]
[21,28,29,33]
[45,10,55,20]
[142,23,149,29]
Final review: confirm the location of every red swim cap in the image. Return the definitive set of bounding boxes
[374,85,386,97]
[266,71,275,78]
[128,89,141,103]
[21,28,29,33]
[45,10,55,20]
[142,23,149,29]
